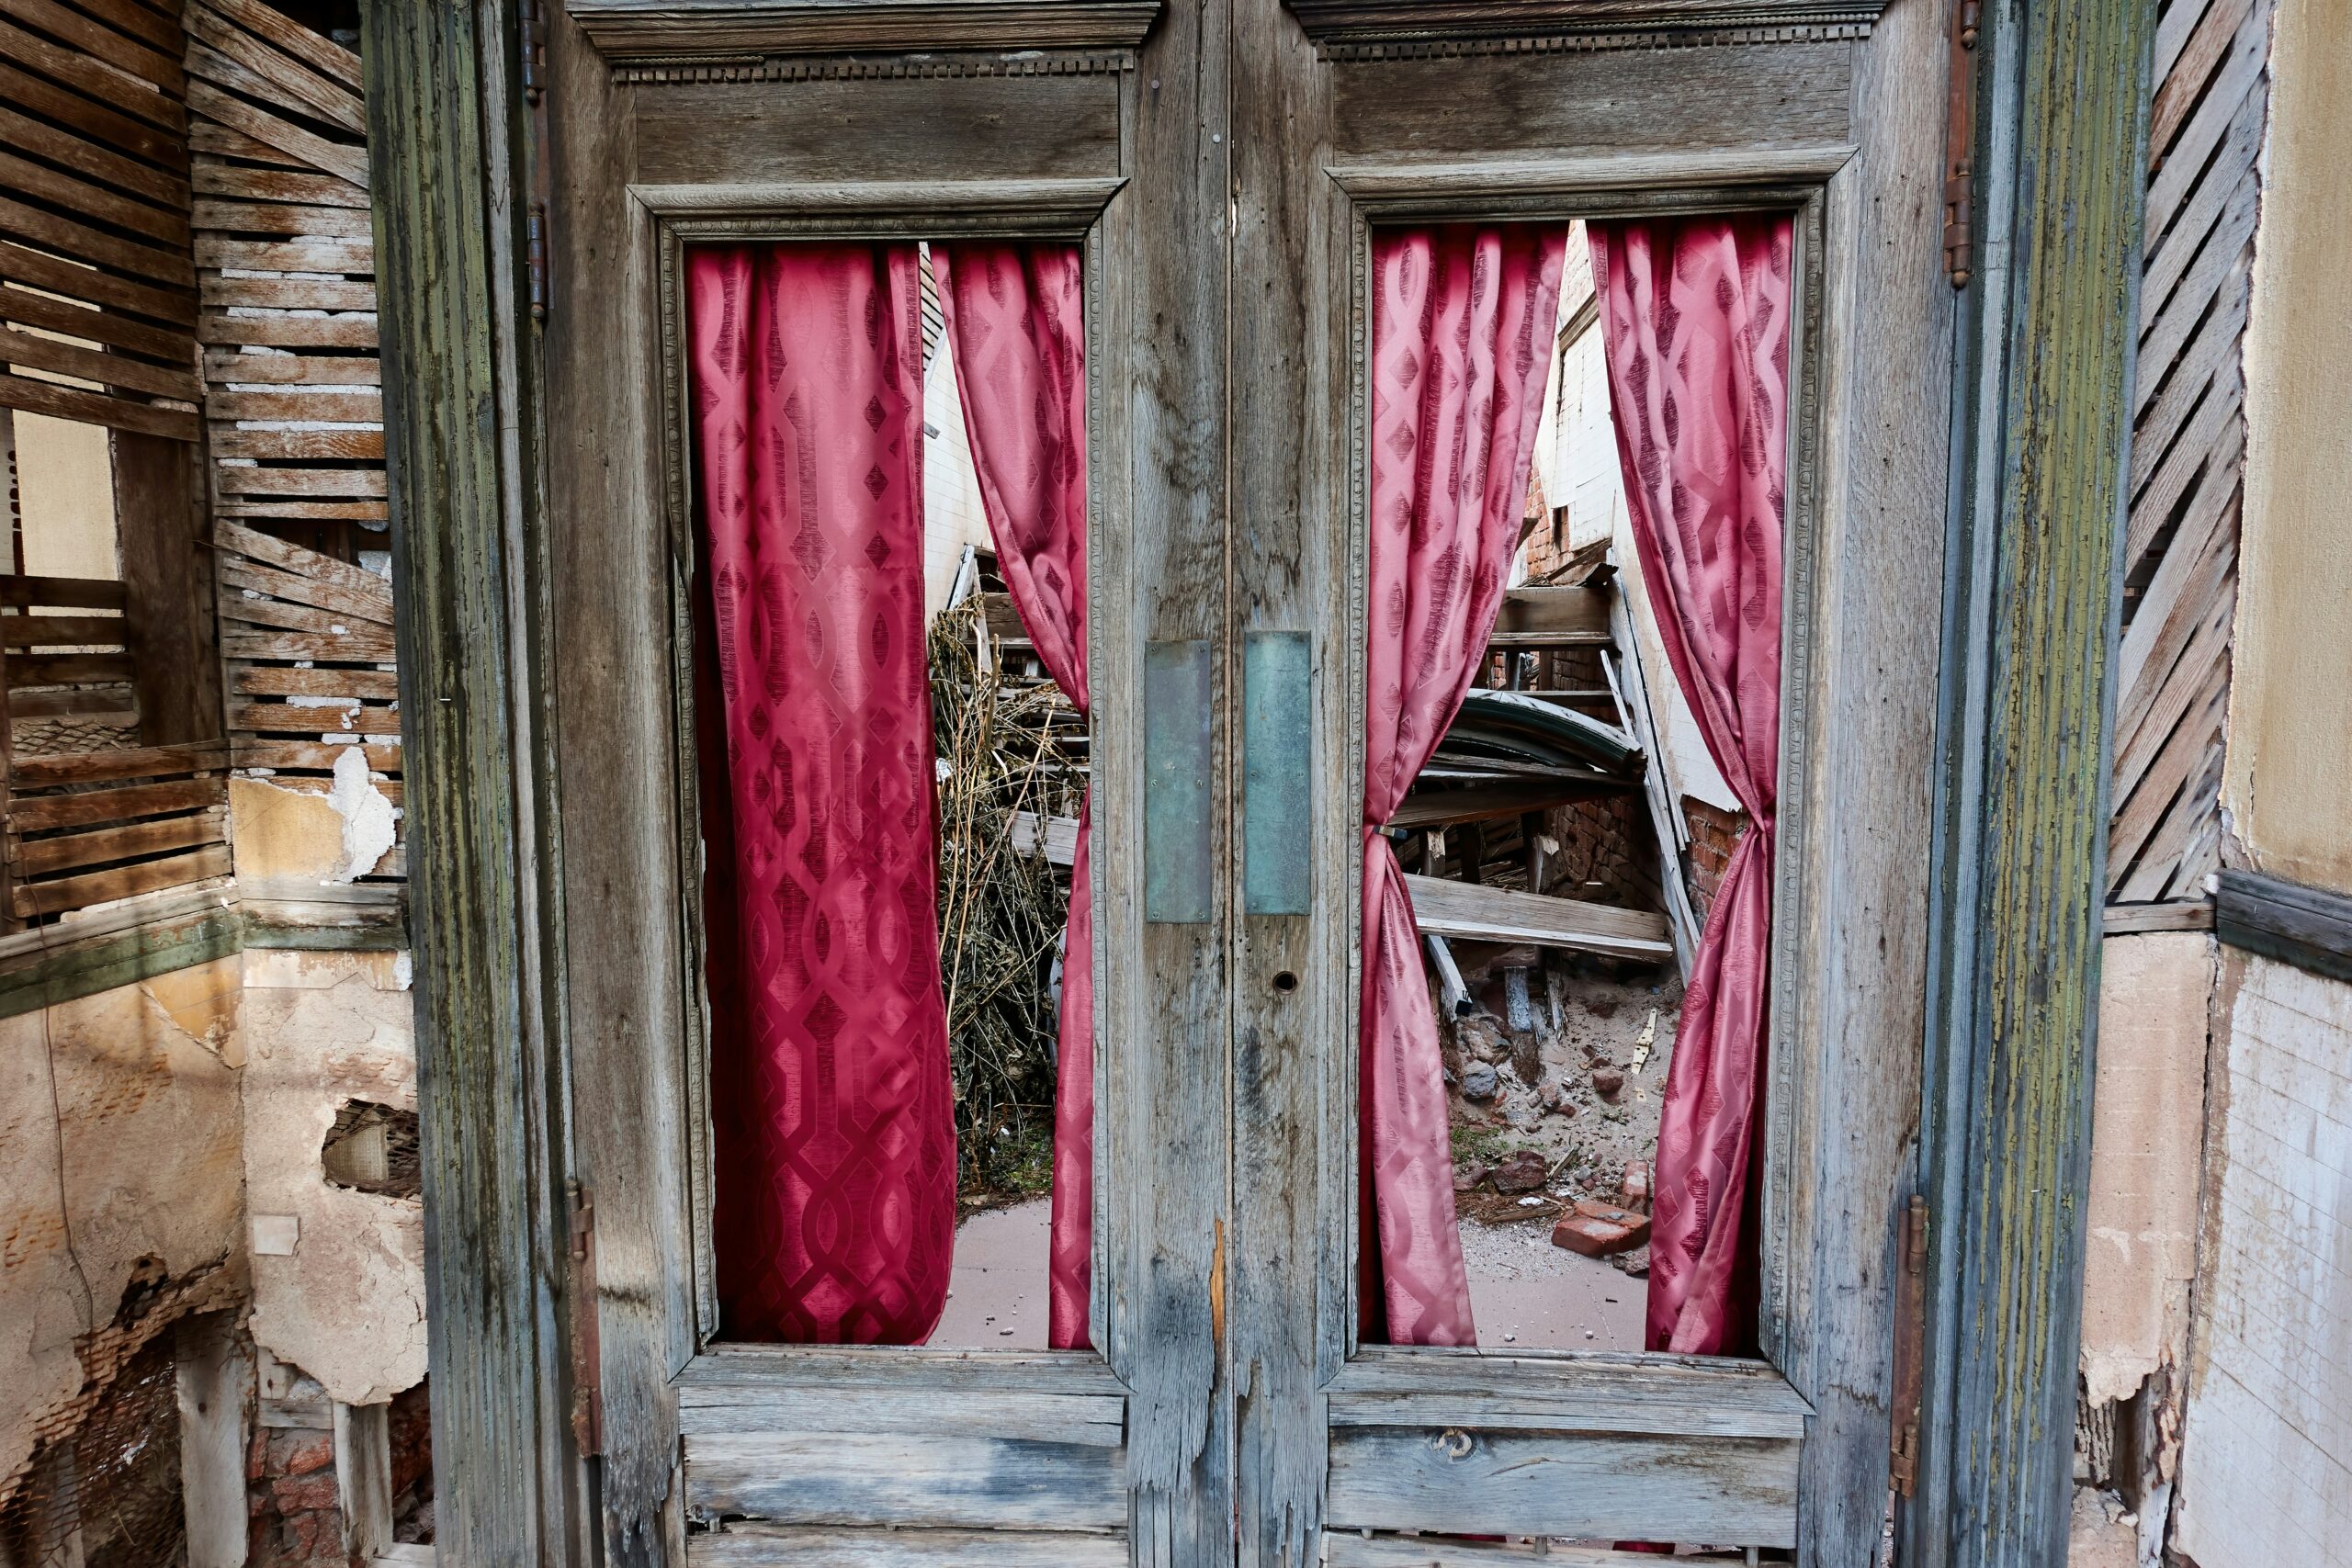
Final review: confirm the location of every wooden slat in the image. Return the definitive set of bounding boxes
[199,0,363,91]
[209,458,386,489]
[190,199,373,238]
[216,519,395,613]
[1325,1427,1798,1548]
[0,146,187,249]
[220,628,396,661]
[673,1388,1125,1445]
[198,311,378,350]
[2101,899,2214,935]
[0,17,183,131]
[9,739,225,785]
[1324,1539,1679,1568]
[1402,872,1671,958]
[208,425,383,460]
[188,119,306,165]
[191,161,368,208]
[207,387,380,423]
[0,576,124,609]
[0,367,197,441]
[7,651,134,688]
[232,665,399,701]
[201,275,376,311]
[0,100,187,209]
[0,322,200,401]
[182,9,364,132]
[0,189,191,286]
[1,235,196,325]
[218,586,356,636]
[14,807,224,877]
[8,775,223,832]
[0,57,182,172]
[195,234,374,274]
[232,738,398,773]
[0,0,185,94]
[0,272,192,362]
[186,80,368,186]
[13,843,231,917]
[61,0,183,54]
[687,1528,1126,1568]
[231,700,397,734]
[682,1434,1125,1532]
[0,614,128,647]
[217,498,387,521]
[1488,583,1611,645]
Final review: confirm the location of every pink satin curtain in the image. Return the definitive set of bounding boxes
[1589,215,1792,1357]
[686,244,957,1345]
[1363,224,1566,1345]
[933,243,1094,1350]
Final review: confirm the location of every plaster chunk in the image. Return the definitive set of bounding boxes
[2080,932,2211,1404]
[231,765,399,889]
[326,746,398,883]
[241,970,425,1405]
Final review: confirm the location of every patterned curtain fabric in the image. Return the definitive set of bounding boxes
[686,244,956,1345]
[1588,215,1792,1357]
[1363,224,1566,1345]
[933,243,1095,1349]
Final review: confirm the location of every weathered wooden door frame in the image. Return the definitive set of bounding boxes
[360,1,2152,1565]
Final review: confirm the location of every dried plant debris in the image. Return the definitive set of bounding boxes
[929,596,1085,1211]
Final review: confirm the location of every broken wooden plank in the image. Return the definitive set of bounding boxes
[205,348,382,385]
[232,739,399,773]
[7,685,135,720]
[2102,899,2214,934]
[0,272,191,361]
[186,80,368,186]
[231,701,398,735]
[1386,778,1623,829]
[1007,809,1079,866]
[6,651,134,688]
[0,614,128,648]
[183,10,365,134]
[190,162,368,207]
[198,310,379,350]
[217,520,395,610]
[0,322,201,401]
[1486,584,1611,647]
[232,665,400,701]
[13,807,226,877]
[8,775,224,832]
[13,842,232,917]
[199,0,365,91]
[9,740,226,786]
[0,370,198,443]
[221,628,397,662]
[220,558,395,628]
[1402,873,1672,960]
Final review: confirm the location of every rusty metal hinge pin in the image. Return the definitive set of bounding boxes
[1889,1193,1929,1497]
[1945,0,1982,288]
[567,1179,603,1457]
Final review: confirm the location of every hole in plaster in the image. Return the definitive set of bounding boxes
[321,1100,422,1200]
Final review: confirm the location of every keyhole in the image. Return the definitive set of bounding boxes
[1272,970,1299,995]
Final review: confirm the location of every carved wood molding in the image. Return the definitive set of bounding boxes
[1284,0,1886,52]
[570,0,1162,62]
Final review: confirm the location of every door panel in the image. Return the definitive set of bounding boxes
[545,2,1951,1563]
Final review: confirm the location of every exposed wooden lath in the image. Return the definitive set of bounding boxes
[2108,0,2271,904]
[0,0,201,442]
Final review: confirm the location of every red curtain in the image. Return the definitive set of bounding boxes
[1589,215,1792,1357]
[686,244,956,1345]
[1363,224,1566,1345]
[932,243,1094,1350]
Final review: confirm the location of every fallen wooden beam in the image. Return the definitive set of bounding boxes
[1403,873,1672,961]
[1387,778,1624,829]
[1008,810,1080,867]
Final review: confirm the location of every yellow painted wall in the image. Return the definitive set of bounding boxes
[2224,0,2352,896]
[11,412,119,581]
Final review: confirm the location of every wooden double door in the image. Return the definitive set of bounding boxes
[541,1,1951,1563]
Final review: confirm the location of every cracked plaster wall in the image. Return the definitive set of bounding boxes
[0,946,423,1517]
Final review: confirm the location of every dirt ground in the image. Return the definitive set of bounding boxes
[1445,955,1684,1293]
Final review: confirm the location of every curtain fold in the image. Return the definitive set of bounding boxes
[1589,214,1792,1357]
[1362,224,1566,1345]
[686,243,956,1345]
[933,243,1095,1349]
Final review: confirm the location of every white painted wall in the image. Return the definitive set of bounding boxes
[922,321,993,619]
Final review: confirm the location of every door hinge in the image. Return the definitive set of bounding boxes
[567,1179,604,1458]
[519,0,547,106]
[1889,1193,1928,1498]
[526,202,548,325]
[1944,0,1982,287]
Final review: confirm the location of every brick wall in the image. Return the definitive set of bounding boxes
[1538,791,1662,913]
[1682,795,1749,920]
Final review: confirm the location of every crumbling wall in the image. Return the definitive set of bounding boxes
[0,958,245,1525]
[241,948,425,1405]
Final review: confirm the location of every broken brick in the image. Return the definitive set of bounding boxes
[1621,1160,1652,1209]
[1489,1151,1549,1194]
[1591,1066,1625,1099]
[1552,1198,1652,1257]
